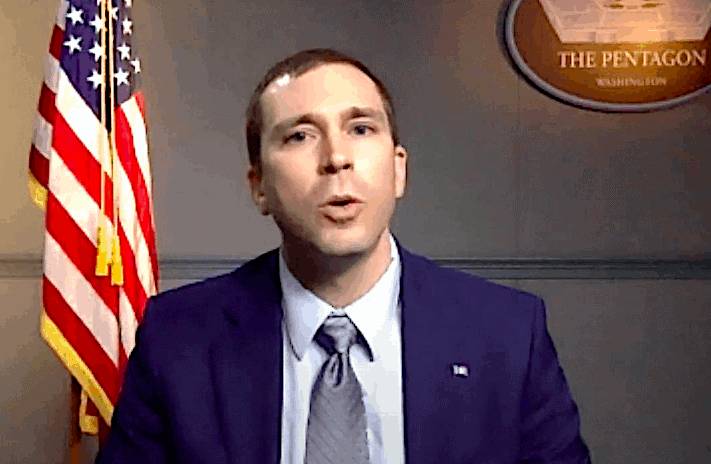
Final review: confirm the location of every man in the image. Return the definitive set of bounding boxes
[97,48,591,463]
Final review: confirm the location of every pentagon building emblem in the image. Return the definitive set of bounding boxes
[505,0,711,111]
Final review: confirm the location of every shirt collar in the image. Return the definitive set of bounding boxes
[279,234,401,361]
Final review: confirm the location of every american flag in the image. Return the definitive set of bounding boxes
[28,0,158,433]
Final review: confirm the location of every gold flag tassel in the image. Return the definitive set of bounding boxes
[95,222,110,276]
[110,233,123,285]
[95,0,110,277]
[108,0,123,286]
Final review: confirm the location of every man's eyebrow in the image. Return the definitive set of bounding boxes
[340,106,387,125]
[270,114,318,138]
[269,106,387,139]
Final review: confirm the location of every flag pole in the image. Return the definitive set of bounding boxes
[69,378,82,464]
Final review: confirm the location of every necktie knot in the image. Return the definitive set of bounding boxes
[315,312,358,355]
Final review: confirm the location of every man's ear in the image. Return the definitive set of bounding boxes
[394,144,408,199]
[247,165,270,216]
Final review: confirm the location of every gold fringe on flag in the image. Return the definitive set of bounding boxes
[28,171,48,211]
[79,390,100,434]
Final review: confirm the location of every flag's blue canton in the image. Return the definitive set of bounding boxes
[60,0,140,119]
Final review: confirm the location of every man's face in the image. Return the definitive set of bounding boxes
[248,63,407,258]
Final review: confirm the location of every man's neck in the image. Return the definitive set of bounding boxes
[281,232,394,308]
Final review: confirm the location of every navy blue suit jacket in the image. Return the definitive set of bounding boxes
[97,244,590,463]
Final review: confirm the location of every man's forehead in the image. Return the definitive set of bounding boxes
[260,63,385,126]
[263,62,379,97]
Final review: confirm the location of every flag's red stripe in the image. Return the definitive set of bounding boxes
[29,145,50,189]
[46,193,119,316]
[82,350,128,417]
[117,221,148,323]
[52,111,115,213]
[85,398,100,417]
[115,105,159,283]
[134,92,146,121]
[49,25,63,61]
[38,83,57,124]
[43,277,119,403]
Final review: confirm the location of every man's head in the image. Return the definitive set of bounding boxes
[245,48,400,168]
[246,48,407,260]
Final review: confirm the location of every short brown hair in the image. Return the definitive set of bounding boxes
[245,48,400,167]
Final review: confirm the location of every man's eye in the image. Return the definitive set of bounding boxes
[352,124,374,136]
[284,131,307,144]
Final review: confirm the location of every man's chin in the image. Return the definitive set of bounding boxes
[280,223,386,261]
[313,240,369,258]
[309,230,378,258]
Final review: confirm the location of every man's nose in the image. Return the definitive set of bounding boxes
[319,131,353,175]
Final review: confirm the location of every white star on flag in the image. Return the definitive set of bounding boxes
[110,6,119,20]
[89,41,103,61]
[117,43,131,60]
[87,69,103,89]
[66,6,84,26]
[126,0,133,7]
[122,18,133,35]
[130,58,142,74]
[63,35,82,54]
[90,14,105,34]
[114,67,130,86]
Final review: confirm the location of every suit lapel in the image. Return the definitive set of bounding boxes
[210,251,283,464]
[399,244,486,464]
[399,245,442,464]
[399,247,508,464]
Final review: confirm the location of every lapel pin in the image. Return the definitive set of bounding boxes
[452,363,469,378]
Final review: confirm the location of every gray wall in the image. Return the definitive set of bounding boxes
[1,0,710,462]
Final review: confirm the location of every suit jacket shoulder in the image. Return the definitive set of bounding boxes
[398,247,543,336]
[99,249,285,464]
[398,247,590,464]
[140,248,282,343]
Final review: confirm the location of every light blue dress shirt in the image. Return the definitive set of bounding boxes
[279,235,404,464]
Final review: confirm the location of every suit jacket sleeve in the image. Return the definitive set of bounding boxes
[95,299,169,464]
[519,298,591,463]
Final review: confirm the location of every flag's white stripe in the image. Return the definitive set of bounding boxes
[44,233,119,364]
[115,155,156,296]
[56,0,69,30]
[33,115,53,160]
[44,55,60,95]
[121,97,158,294]
[48,147,112,245]
[119,289,139,356]
[54,71,111,172]
[33,54,59,160]
[55,71,156,296]
[121,98,153,202]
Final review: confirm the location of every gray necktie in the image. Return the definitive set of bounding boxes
[304,312,370,464]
